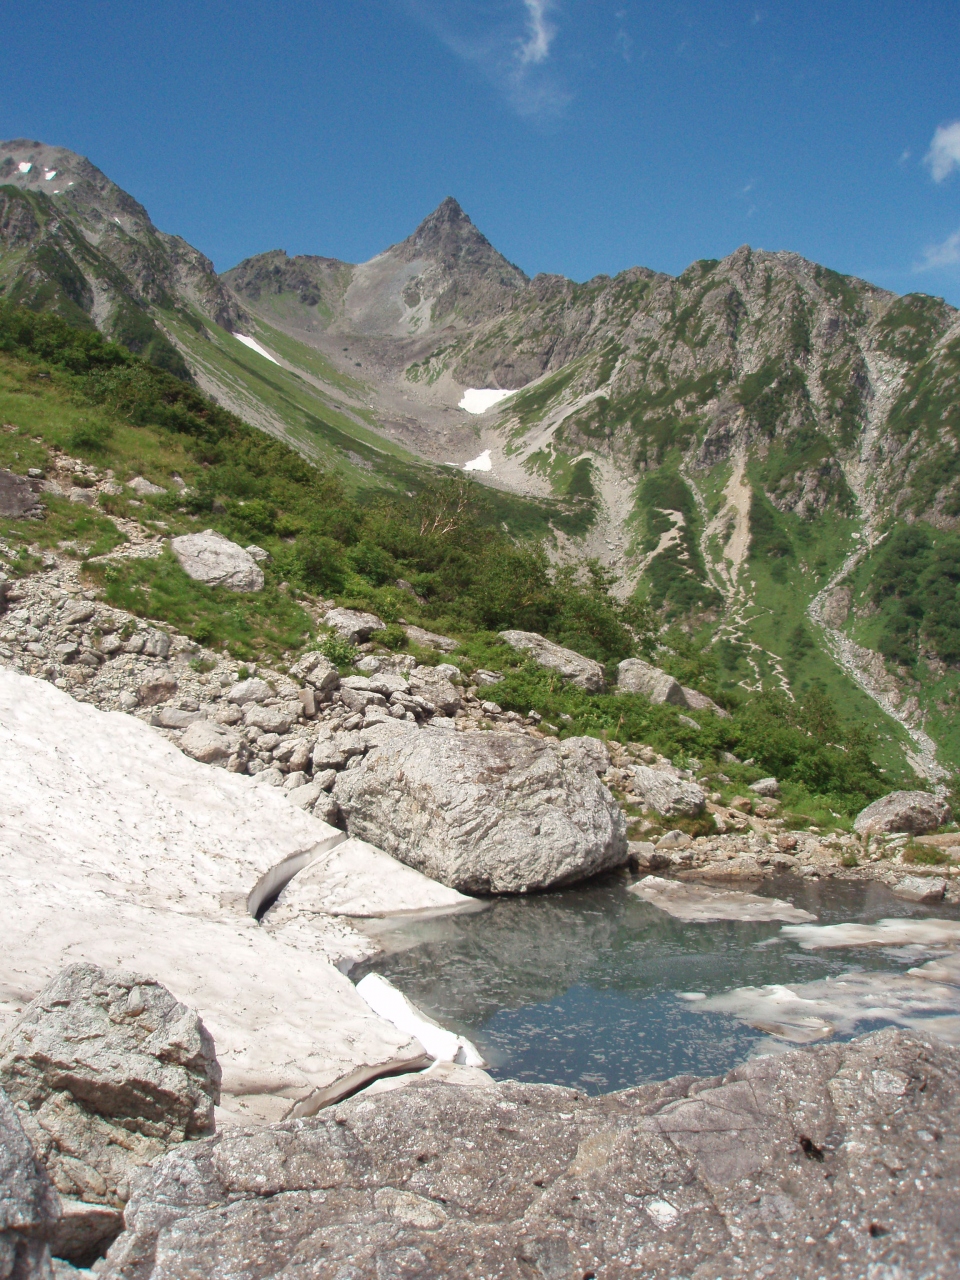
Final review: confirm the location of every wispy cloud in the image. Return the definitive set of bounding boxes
[925,121,960,183]
[918,227,960,271]
[404,1,569,121]
[517,0,555,65]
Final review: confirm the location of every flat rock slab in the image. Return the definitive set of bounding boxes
[100,1028,960,1280]
[630,875,816,922]
[170,529,264,592]
[0,669,425,1125]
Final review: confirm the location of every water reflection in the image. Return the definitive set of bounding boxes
[352,873,960,1093]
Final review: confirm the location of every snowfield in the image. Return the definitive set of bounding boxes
[459,388,514,414]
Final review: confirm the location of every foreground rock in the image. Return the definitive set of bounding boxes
[630,875,817,922]
[854,790,951,835]
[0,964,220,1214]
[100,1028,960,1280]
[0,668,429,1125]
[334,727,627,893]
[0,1086,60,1280]
[498,629,605,692]
[170,530,265,592]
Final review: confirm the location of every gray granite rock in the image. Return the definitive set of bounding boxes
[0,1085,60,1280]
[498,630,605,692]
[630,763,706,817]
[170,531,264,593]
[854,790,951,836]
[99,1028,960,1280]
[0,964,220,1212]
[333,726,626,893]
[617,657,685,704]
[323,608,385,643]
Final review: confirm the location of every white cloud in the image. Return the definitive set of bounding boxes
[918,227,960,271]
[517,0,556,65]
[925,120,960,183]
[404,1,569,121]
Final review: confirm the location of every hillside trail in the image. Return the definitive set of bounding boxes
[681,448,792,697]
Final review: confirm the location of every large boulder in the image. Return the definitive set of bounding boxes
[333,728,627,893]
[0,964,221,1211]
[498,630,605,693]
[99,1029,960,1280]
[323,608,385,644]
[854,790,951,836]
[0,468,44,520]
[170,530,265,592]
[403,624,459,653]
[0,1085,60,1280]
[617,658,685,704]
[629,763,706,817]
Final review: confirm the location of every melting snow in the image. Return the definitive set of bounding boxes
[463,450,492,472]
[17,162,31,174]
[44,169,57,181]
[235,334,280,365]
[459,388,515,414]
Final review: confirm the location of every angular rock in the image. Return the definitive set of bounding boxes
[630,764,706,817]
[170,531,264,593]
[136,673,177,707]
[242,704,294,735]
[616,658,685,705]
[288,652,339,694]
[244,545,269,563]
[323,608,385,643]
[0,964,220,1211]
[99,1029,960,1280]
[680,686,730,717]
[406,666,460,715]
[473,669,503,686]
[0,1085,60,1280]
[749,777,781,798]
[127,477,165,497]
[854,790,951,836]
[0,468,44,520]
[498,630,605,692]
[333,727,627,893]
[891,874,947,903]
[403,624,459,653]
[226,677,271,705]
[179,720,236,765]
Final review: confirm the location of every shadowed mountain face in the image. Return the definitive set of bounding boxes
[3,140,960,778]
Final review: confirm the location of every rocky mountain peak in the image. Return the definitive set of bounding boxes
[0,138,152,232]
[392,196,528,287]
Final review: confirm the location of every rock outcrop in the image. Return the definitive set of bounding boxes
[628,763,706,817]
[498,630,605,692]
[170,530,265,592]
[0,964,220,1211]
[0,1086,60,1280]
[99,1028,960,1280]
[323,608,386,643]
[334,727,627,893]
[617,657,686,704]
[854,790,951,836]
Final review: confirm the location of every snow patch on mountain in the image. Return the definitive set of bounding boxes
[459,388,514,414]
[235,333,281,365]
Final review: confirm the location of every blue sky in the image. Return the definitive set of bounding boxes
[4,2,960,303]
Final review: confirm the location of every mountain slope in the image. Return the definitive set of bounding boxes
[1,139,958,778]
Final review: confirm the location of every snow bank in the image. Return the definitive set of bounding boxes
[356,974,485,1066]
[464,449,493,472]
[459,388,515,414]
[17,162,31,174]
[234,333,280,365]
[782,919,960,950]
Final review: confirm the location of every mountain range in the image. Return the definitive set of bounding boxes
[3,136,960,781]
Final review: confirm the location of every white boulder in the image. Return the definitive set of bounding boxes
[170,530,265,592]
[854,791,951,836]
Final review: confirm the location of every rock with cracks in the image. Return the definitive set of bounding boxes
[629,763,706,817]
[170,530,265,592]
[0,1085,61,1280]
[98,1028,960,1280]
[854,790,951,836]
[498,630,605,693]
[0,963,220,1213]
[333,728,627,893]
[616,657,686,704]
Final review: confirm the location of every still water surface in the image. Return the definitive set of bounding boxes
[353,874,960,1093]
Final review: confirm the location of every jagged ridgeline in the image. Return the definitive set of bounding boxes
[1,139,959,777]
